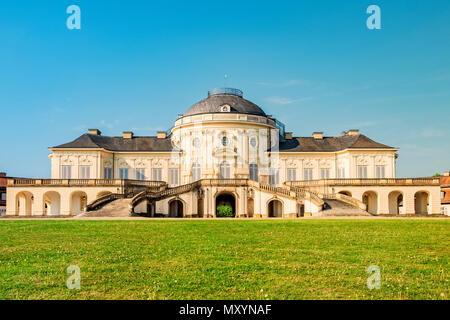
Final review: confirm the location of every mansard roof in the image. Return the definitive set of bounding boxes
[279,134,395,152]
[52,133,394,153]
[51,134,173,152]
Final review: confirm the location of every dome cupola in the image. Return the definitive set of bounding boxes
[184,88,266,117]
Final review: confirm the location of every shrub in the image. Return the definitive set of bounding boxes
[216,205,233,217]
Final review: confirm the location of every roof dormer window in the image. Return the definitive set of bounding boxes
[220,104,230,112]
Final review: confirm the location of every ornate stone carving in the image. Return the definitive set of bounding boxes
[118,160,130,168]
[135,159,147,168]
[357,156,370,165]
[375,155,386,165]
[319,159,331,168]
[60,155,74,165]
[152,159,163,167]
[303,160,315,168]
[287,159,297,168]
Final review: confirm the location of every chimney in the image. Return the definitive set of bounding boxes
[88,129,101,135]
[347,129,359,136]
[285,132,293,140]
[157,131,167,139]
[444,172,450,177]
[313,132,323,140]
[123,131,134,139]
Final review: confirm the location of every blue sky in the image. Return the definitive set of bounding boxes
[0,0,449,178]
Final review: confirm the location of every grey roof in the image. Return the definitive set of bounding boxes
[279,134,395,152]
[185,94,266,117]
[52,134,173,152]
[52,133,394,153]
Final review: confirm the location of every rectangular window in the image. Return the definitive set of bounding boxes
[136,168,146,180]
[337,167,345,178]
[320,168,330,179]
[169,168,179,186]
[287,168,297,181]
[192,163,201,182]
[79,166,91,179]
[61,165,71,179]
[152,168,162,181]
[119,168,129,179]
[357,166,368,178]
[249,164,258,182]
[303,168,313,180]
[104,167,112,179]
[269,168,279,186]
[376,166,385,178]
[1,193,6,201]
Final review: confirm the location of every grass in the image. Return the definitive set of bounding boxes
[0,219,448,300]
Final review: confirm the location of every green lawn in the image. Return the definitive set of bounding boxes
[0,219,448,300]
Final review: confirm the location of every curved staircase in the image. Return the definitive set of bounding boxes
[82,179,371,217]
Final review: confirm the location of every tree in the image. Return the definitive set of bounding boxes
[216,205,233,217]
[432,173,442,177]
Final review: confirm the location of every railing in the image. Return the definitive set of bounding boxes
[86,193,125,211]
[287,186,324,206]
[208,88,243,97]
[321,193,366,210]
[286,177,441,187]
[259,183,293,198]
[131,182,200,207]
[200,179,250,187]
[8,178,167,188]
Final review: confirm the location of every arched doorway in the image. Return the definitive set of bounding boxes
[339,191,352,197]
[247,198,254,218]
[388,191,403,215]
[71,191,88,216]
[414,191,429,214]
[43,191,61,216]
[16,191,33,216]
[362,191,378,215]
[169,199,184,218]
[268,199,283,217]
[215,192,236,218]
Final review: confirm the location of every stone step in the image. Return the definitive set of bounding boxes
[322,199,371,216]
[77,199,132,217]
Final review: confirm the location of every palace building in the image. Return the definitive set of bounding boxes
[5,88,442,218]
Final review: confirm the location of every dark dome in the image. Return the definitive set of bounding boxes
[184,88,266,117]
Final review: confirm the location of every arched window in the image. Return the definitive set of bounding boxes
[192,162,201,182]
[220,161,230,179]
[249,163,258,181]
